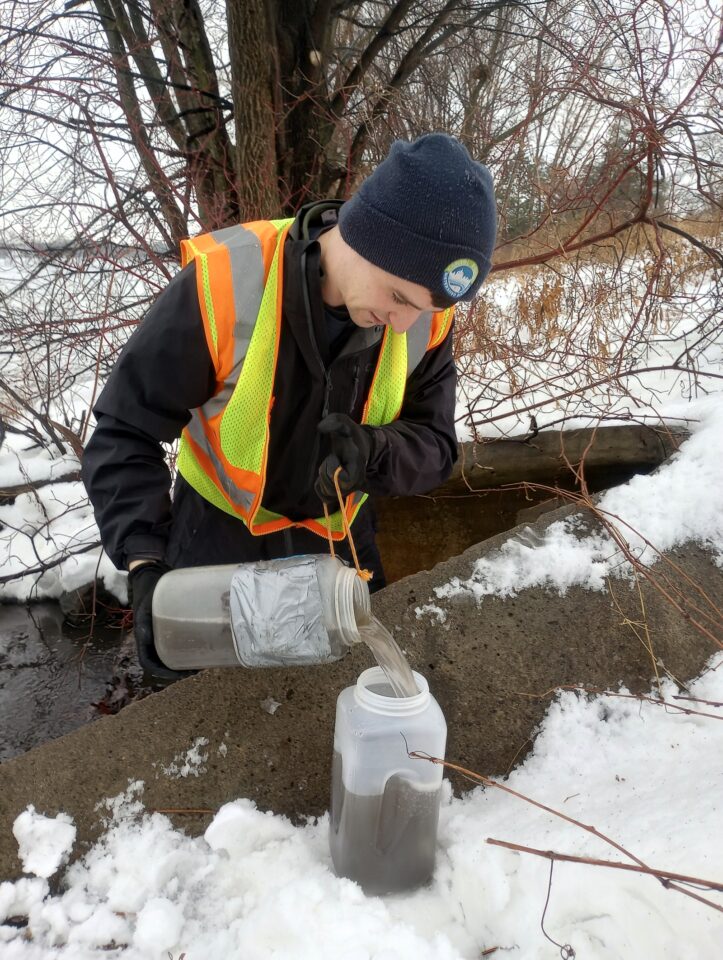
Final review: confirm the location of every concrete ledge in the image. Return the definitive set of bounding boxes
[374,425,689,583]
[1,502,719,880]
[447,425,687,491]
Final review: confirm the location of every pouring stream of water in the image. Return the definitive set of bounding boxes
[357,616,419,697]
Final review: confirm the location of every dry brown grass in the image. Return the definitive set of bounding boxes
[493,209,722,274]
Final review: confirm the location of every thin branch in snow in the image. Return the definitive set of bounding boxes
[514,685,723,723]
[408,751,723,915]
[487,837,723,893]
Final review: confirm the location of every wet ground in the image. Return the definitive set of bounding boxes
[0,604,147,762]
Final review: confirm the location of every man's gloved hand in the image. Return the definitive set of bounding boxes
[316,413,373,503]
[128,560,192,684]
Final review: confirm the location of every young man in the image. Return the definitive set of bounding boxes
[82,133,497,679]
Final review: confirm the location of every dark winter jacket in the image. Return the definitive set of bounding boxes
[81,203,458,585]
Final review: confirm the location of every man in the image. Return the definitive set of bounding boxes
[82,133,496,680]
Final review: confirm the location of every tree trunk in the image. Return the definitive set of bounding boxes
[226,0,281,218]
[275,1,336,211]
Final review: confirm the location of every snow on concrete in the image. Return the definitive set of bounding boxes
[1,654,721,958]
[430,396,723,607]
[11,809,76,880]
[157,738,210,780]
[415,603,448,623]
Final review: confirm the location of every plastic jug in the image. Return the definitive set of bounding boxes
[152,555,370,670]
[330,666,447,895]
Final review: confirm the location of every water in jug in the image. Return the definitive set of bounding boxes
[152,554,370,669]
[330,666,447,895]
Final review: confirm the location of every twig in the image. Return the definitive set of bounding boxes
[0,540,102,584]
[672,694,723,708]
[507,477,723,650]
[409,752,723,915]
[0,375,69,455]
[540,860,576,958]
[505,737,533,776]
[513,685,723,722]
[589,502,723,648]
[487,838,723,892]
[0,471,81,498]
[607,572,661,691]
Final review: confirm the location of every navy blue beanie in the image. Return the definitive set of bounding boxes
[338,133,497,306]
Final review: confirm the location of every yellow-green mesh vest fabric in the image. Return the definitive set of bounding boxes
[177,219,291,523]
[219,220,289,472]
[365,328,408,425]
[178,218,410,534]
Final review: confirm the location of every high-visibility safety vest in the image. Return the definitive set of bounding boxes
[176,218,455,540]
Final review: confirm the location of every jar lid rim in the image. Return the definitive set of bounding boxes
[354,666,429,713]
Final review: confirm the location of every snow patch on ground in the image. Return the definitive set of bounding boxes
[435,396,723,604]
[157,738,210,779]
[11,809,76,879]
[415,603,448,624]
[1,655,721,958]
[94,780,145,827]
[0,440,79,488]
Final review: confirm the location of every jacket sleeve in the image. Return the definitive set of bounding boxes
[362,324,458,497]
[81,263,215,569]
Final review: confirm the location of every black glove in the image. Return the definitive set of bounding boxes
[316,413,373,503]
[128,561,192,684]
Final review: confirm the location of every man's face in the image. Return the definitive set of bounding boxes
[333,238,438,334]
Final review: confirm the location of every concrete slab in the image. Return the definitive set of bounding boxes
[1,503,720,880]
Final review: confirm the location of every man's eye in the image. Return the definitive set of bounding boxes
[391,292,405,305]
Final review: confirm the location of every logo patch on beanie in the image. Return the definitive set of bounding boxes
[442,259,479,299]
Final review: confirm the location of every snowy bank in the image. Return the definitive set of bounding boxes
[432,396,723,604]
[1,654,721,959]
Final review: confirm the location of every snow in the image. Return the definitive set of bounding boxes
[157,739,210,780]
[2,393,720,608]
[0,444,78,488]
[414,604,448,623]
[1,655,721,958]
[260,696,282,715]
[1,242,721,605]
[599,399,723,564]
[429,395,723,606]
[11,810,76,881]
[2,384,716,955]
[455,259,721,441]
[0,467,127,603]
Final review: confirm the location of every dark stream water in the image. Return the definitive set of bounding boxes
[0,604,143,762]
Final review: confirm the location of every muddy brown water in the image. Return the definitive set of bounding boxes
[0,604,140,762]
[329,750,441,895]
